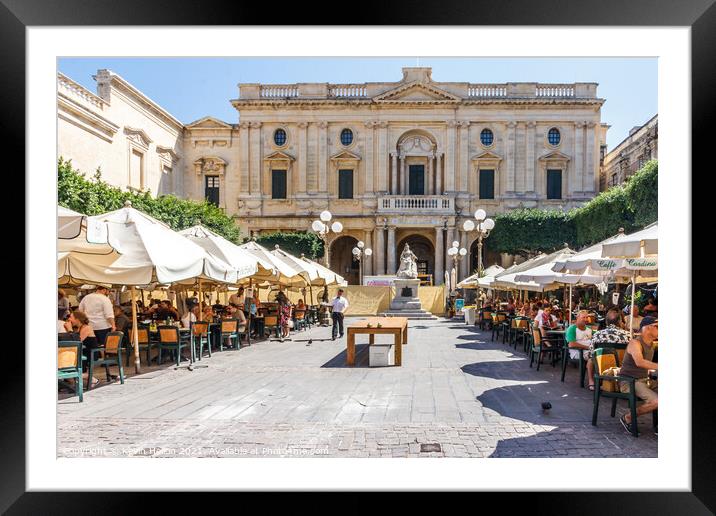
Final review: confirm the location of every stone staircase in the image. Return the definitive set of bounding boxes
[379,310,437,320]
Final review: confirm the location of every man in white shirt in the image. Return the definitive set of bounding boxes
[330,289,349,340]
[181,305,200,329]
[78,285,115,344]
[228,287,244,307]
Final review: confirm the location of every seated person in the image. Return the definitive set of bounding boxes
[113,305,130,334]
[642,297,658,317]
[618,317,658,435]
[57,308,72,333]
[150,300,180,321]
[181,305,200,328]
[201,305,215,322]
[295,298,307,311]
[592,308,630,349]
[628,305,643,333]
[535,306,559,344]
[565,310,595,390]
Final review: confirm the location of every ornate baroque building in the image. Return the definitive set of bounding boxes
[58,67,608,285]
[599,114,657,191]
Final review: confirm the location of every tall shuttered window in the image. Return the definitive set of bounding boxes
[205,175,220,206]
[338,169,354,199]
[272,169,287,199]
[546,169,562,199]
[479,169,495,199]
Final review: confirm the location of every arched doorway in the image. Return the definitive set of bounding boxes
[397,234,434,284]
[330,235,360,285]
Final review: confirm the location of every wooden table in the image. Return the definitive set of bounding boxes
[345,317,408,367]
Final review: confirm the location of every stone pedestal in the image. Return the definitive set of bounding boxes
[382,278,436,320]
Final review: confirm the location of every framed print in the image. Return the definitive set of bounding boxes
[3,0,710,511]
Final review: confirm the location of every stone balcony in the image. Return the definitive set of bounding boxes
[377,195,455,215]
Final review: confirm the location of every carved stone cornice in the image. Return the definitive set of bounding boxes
[249,121,262,129]
[123,126,152,148]
[194,156,227,176]
[317,121,329,129]
[526,121,537,129]
[296,121,309,129]
[239,121,251,129]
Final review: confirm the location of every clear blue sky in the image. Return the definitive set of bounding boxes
[58,57,657,150]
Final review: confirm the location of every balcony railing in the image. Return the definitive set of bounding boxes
[328,84,368,98]
[377,195,455,214]
[259,85,299,98]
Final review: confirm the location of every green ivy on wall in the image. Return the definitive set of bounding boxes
[253,232,325,260]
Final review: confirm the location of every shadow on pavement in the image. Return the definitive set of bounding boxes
[320,343,370,368]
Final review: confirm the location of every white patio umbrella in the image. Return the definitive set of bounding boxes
[457,264,504,289]
[58,201,235,372]
[601,222,658,258]
[494,248,576,292]
[300,255,346,286]
[239,240,308,287]
[58,206,85,239]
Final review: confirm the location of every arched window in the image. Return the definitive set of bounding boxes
[273,128,287,146]
[340,128,353,146]
[547,127,561,146]
[480,128,494,147]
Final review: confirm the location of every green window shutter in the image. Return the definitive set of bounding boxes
[272,169,287,199]
[338,169,353,199]
[547,169,562,199]
[479,169,495,199]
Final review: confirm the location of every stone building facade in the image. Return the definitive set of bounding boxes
[599,114,657,191]
[58,67,608,285]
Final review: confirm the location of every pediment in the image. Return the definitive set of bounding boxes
[123,126,152,147]
[538,150,571,161]
[156,145,180,161]
[186,116,233,130]
[471,150,503,162]
[264,150,295,161]
[193,156,227,166]
[329,150,361,161]
[373,82,462,103]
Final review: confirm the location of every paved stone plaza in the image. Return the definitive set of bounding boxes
[57,318,657,458]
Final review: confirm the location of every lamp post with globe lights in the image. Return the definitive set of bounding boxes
[446,240,467,291]
[462,208,495,277]
[310,210,343,269]
[351,241,372,286]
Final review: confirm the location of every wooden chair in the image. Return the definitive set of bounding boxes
[293,309,307,331]
[509,317,530,349]
[590,348,657,437]
[125,326,154,366]
[58,340,83,402]
[86,331,125,390]
[263,314,281,339]
[190,321,211,360]
[157,326,191,366]
[491,313,506,341]
[219,319,240,351]
[529,326,561,371]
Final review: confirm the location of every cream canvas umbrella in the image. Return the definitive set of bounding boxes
[239,240,308,287]
[601,222,658,259]
[300,255,346,286]
[58,201,234,372]
[493,249,576,292]
[457,264,504,289]
[58,206,85,239]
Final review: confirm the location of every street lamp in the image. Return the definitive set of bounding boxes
[447,240,467,291]
[310,210,343,268]
[351,240,372,286]
[462,208,495,277]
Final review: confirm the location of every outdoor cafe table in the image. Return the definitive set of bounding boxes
[345,317,408,367]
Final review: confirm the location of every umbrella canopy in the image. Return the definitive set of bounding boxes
[515,260,605,286]
[494,247,576,292]
[239,240,308,287]
[601,222,658,258]
[59,202,234,286]
[271,246,319,284]
[58,206,85,239]
[553,230,658,283]
[300,255,346,286]
[179,224,268,282]
[457,264,504,289]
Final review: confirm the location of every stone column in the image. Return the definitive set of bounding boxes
[297,122,308,195]
[401,156,407,195]
[377,122,388,193]
[363,229,373,276]
[239,122,250,195]
[390,152,398,195]
[249,122,262,194]
[585,122,596,193]
[445,121,457,192]
[434,225,444,285]
[458,121,470,192]
[437,153,444,195]
[506,121,517,193]
[573,121,584,193]
[526,121,536,193]
[386,226,397,275]
[459,229,468,280]
[364,121,375,195]
[427,153,434,195]
[375,225,386,275]
[316,122,328,193]
[445,225,455,279]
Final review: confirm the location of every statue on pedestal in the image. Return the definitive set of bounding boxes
[396,243,418,279]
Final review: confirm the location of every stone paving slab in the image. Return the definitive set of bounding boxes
[57,318,657,458]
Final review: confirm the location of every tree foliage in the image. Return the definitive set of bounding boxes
[486,160,658,256]
[57,158,242,243]
[254,232,324,260]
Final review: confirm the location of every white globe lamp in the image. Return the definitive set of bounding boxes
[474,209,487,221]
[331,221,343,233]
[320,210,332,222]
[311,220,325,232]
[463,220,475,232]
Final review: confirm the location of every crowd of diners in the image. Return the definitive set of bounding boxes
[478,291,658,435]
[58,285,350,387]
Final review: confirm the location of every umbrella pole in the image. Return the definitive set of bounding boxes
[569,284,573,325]
[131,286,141,374]
[629,273,635,338]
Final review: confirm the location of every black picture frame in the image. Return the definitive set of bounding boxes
[3,0,706,511]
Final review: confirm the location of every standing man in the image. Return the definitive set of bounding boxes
[78,285,115,344]
[330,289,349,340]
